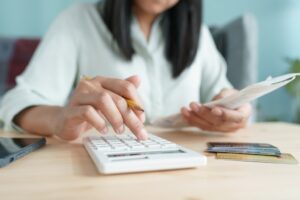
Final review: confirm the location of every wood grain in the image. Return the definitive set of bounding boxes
[0,122,300,200]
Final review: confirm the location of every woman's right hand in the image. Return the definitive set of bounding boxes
[54,75,147,141]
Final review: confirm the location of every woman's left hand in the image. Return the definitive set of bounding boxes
[181,89,252,133]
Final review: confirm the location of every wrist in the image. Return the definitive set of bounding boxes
[14,106,64,137]
[50,106,65,137]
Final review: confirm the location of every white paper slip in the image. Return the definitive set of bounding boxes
[205,73,300,109]
[152,73,300,128]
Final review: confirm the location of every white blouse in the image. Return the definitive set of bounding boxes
[0,3,231,130]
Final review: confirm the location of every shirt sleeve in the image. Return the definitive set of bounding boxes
[0,6,79,131]
[199,25,233,103]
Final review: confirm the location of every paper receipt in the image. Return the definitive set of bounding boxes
[151,73,300,128]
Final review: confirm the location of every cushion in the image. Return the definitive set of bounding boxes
[0,38,40,96]
[210,14,258,90]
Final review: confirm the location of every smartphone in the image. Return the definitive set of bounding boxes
[0,137,46,168]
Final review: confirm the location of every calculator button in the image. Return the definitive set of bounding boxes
[161,143,177,148]
[108,141,123,145]
[112,146,130,150]
[146,144,161,148]
[97,146,112,151]
[111,144,127,148]
[130,145,145,149]
[85,133,180,153]
[93,142,107,145]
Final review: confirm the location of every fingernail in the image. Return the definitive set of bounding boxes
[100,126,108,134]
[116,124,125,134]
[191,104,199,112]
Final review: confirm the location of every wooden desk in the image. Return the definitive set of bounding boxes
[0,122,300,200]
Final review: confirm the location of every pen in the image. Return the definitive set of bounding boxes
[82,76,144,112]
[125,99,144,112]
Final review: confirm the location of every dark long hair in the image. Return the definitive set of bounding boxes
[101,0,202,78]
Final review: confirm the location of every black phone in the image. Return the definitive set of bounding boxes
[0,137,46,168]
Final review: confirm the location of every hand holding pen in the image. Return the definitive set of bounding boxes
[54,75,147,141]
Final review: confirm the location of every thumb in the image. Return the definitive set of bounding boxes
[126,75,141,88]
[213,88,237,100]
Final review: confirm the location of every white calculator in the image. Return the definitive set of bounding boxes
[83,133,206,174]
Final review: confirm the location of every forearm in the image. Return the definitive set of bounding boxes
[14,106,63,137]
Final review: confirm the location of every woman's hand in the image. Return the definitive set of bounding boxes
[54,75,147,140]
[181,89,252,133]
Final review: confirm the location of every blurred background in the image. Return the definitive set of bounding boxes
[0,0,300,123]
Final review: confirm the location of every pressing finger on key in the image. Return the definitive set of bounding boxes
[69,75,147,140]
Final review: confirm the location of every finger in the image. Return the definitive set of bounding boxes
[125,75,144,120]
[237,103,252,120]
[125,111,147,140]
[75,105,107,133]
[217,107,245,123]
[183,108,243,132]
[91,76,145,122]
[76,77,102,94]
[100,78,142,106]
[70,90,146,137]
[95,92,125,134]
[190,102,201,113]
[188,103,245,131]
[109,91,145,123]
[118,104,147,140]
[190,103,223,126]
[181,107,213,130]
[73,91,125,134]
[70,78,102,107]
[201,106,247,131]
[133,109,146,123]
[126,75,141,88]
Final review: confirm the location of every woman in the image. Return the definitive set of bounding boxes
[0,0,251,140]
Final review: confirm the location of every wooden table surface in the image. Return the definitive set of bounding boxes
[0,122,300,200]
